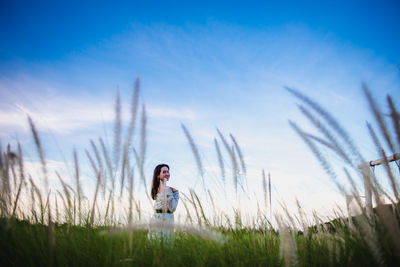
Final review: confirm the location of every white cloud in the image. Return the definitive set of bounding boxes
[0,76,201,138]
[147,106,197,121]
[0,100,113,135]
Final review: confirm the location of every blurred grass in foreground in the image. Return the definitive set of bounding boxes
[0,217,384,267]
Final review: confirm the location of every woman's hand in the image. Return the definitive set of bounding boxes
[170,187,177,192]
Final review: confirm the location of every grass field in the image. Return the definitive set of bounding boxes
[1,217,389,267]
[1,82,399,266]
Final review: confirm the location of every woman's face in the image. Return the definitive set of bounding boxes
[158,166,170,182]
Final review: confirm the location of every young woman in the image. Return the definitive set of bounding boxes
[150,164,179,230]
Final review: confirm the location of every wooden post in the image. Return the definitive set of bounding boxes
[357,153,400,215]
[357,153,400,169]
[360,166,373,216]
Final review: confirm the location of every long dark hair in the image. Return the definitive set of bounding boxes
[151,164,169,200]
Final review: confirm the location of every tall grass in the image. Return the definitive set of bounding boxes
[1,80,399,266]
[287,84,400,265]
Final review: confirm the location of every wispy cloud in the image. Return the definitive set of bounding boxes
[0,96,113,135]
[147,106,197,121]
[0,74,201,137]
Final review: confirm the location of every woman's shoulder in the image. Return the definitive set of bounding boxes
[156,186,175,195]
[155,187,178,198]
[168,186,178,192]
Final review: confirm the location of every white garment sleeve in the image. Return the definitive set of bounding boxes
[167,189,179,212]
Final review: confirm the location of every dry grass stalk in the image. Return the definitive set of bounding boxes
[363,84,395,153]
[85,149,99,176]
[133,198,141,221]
[111,193,115,226]
[217,128,240,194]
[133,149,150,204]
[28,117,49,193]
[11,173,24,218]
[159,181,167,213]
[8,145,18,192]
[180,197,193,224]
[214,138,225,187]
[387,95,400,149]
[124,77,140,150]
[304,133,337,151]
[90,140,105,197]
[262,170,267,211]
[191,189,209,226]
[289,121,344,193]
[30,177,44,224]
[17,142,25,186]
[120,143,128,198]
[139,104,147,163]
[231,134,248,192]
[47,197,55,267]
[90,172,101,226]
[280,201,297,230]
[2,147,11,210]
[99,137,114,192]
[230,133,247,176]
[29,176,38,223]
[268,172,272,219]
[128,170,134,225]
[43,190,51,221]
[121,78,141,201]
[135,104,147,193]
[56,190,67,221]
[182,191,201,225]
[231,144,241,193]
[298,104,353,166]
[207,189,216,224]
[73,197,76,225]
[96,203,101,223]
[181,124,205,190]
[105,190,112,225]
[295,198,309,235]
[73,149,82,225]
[0,145,11,216]
[90,139,104,171]
[366,123,396,201]
[0,145,7,216]
[286,86,364,163]
[114,89,122,173]
[380,148,399,202]
[116,79,141,206]
[56,172,73,222]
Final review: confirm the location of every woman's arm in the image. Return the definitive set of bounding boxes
[167,187,179,212]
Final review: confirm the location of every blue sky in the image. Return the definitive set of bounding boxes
[1,1,400,62]
[1,0,400,221]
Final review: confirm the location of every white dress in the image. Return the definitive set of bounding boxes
[148,186,179,242]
